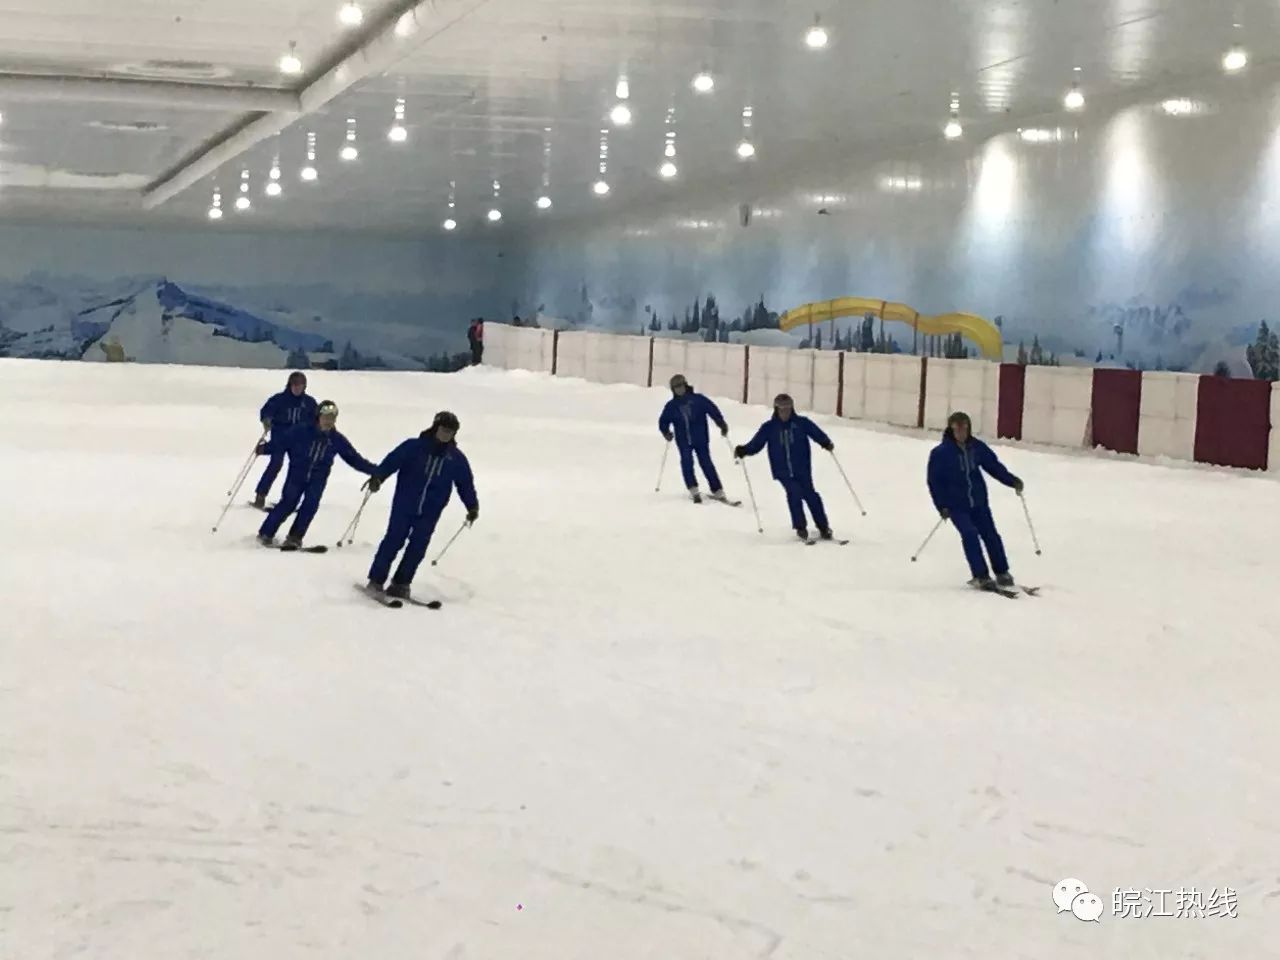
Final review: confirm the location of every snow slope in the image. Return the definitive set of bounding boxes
[1,359,1277,959]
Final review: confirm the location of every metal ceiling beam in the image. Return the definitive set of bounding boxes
[141,0,491,210]
[0,73,300,113]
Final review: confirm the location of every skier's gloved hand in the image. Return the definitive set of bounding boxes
[663,432,673,442]
[720,424,729,437]
[254,441,268,456]
[363,476,383,493]
[733,445,746,460]
[466,506,479,525]
[822,440,835,452]
[939,508,951,521]
[1013,478,1025,494]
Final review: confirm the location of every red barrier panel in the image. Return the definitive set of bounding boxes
[997,364,1025,440]
[1194,376,1273,470]
[1090,368,1142,454]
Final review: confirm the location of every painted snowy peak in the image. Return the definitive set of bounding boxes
[0,276,414,370]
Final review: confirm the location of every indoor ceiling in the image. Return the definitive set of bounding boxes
[0,0,1274,235]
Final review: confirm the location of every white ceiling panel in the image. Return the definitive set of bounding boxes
[0,0,1275,233]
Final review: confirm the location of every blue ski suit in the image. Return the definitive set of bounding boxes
[658,388,728,492]
[926,428,1021,580]
[368,433,479,587]
[739,413,834,531]
[256,381,318,498]
[258,423,377,540]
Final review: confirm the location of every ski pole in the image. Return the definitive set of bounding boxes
[212,465,254,534]
[910,518,945,562]
[1019,492,1042,555]
[828,450,867,516]
[226,427,268,496]
[728,438,763,534]
[431,520,471,567]
[337,488,373,548]
[655,439,671,492]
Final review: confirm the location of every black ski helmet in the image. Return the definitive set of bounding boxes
[669,373,688,391]
[773,393,794,409]
[432,410,460,433]
[947,411,972,429]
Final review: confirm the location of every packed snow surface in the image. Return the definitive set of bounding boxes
[2,359,1277,959]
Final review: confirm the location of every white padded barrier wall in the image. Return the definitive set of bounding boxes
[1022,366,1093,447]
[1270,382,1280,472]
[681,341,745,402]
[553,331,589,380]
[1137,371,1199,462]
[859,354,922,427]
[651,337,690,394]
[583,331,651,386]
[923,359,1000,436]
[841,353,868,419]
[811,352,841,416]
[489,324,555,373]
[748,346,811,408]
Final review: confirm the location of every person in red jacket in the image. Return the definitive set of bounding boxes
[467,318,484,365]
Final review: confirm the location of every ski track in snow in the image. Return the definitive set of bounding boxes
[1,358,1277,959]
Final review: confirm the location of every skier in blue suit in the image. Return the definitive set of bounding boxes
[927,411,1024,590]
[254,371,318,508]
[254,400,377,548]
[734,393,837,540]
[363,411,479,601]
[658,373,731,503]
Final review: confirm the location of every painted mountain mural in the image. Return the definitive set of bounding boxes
[0,275,470,372]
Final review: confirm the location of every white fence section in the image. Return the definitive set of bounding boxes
[553,330,589,380]
[1270,382,1280,472]
[486,324,555,373]
[840,353,868,419]
[812,351,841,416]
[922,358,1000,436]
[554,331,650,386]
[748,346,808,408]
[681,341,745,403]
[855,354,921,427]
[650,337,688,394]
[1021,366,1093,447]
[1137,371,1199,462]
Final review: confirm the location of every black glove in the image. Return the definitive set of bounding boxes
[939,508,950,521]
[663,432,673,442]
[1013,478,1025,495]
[261,418,271,431]
[255,441,268,456]
[363,475,383,493]
[466,506,479,525]
[822,441,835,452]
[720,424,729,437]
[733,445,746,460]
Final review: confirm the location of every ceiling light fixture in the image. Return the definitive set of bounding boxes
[340,118,359,161]
[944,91,962,139]
[536,195,553,210]
[660,106,678,179]
[1161,98,1198,116]
[659,161,678,179]
[208,187,223,220]
[278,42,302,76]
[1064,82,1085,111]
[692,71,714,94]
[594,127,611,196]
[338,2,363,26]
[443,218,457,231]
[805,15,829,49]
[1223,46,1248,73]
[487,179,502,222]
[301,130,318,181]
[388,97,408,142]
[736,104,756,160]
[487,208,503,222]
[616,77,630,100]
[395,11,418,37]
[593,180,611,195]
[736,140,757,159]
[610,103,632,127]
[235,169,252,211]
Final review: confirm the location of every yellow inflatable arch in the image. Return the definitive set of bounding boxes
[779,297,1003,361]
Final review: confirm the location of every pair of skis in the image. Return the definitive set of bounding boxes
[971,580,1041,599]
[353,583,442,610]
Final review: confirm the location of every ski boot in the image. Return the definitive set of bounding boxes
[365,580,386,595]
[818,527,835,541]
[970,576,997,591]
[257,533,276,547]
[252,493,266,509]
[282,534,303,550]
[688,486,703,504]
[796,527,809,542]
[995,572,1015,589]
[386,582,411,601]
[709,489,729,503]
